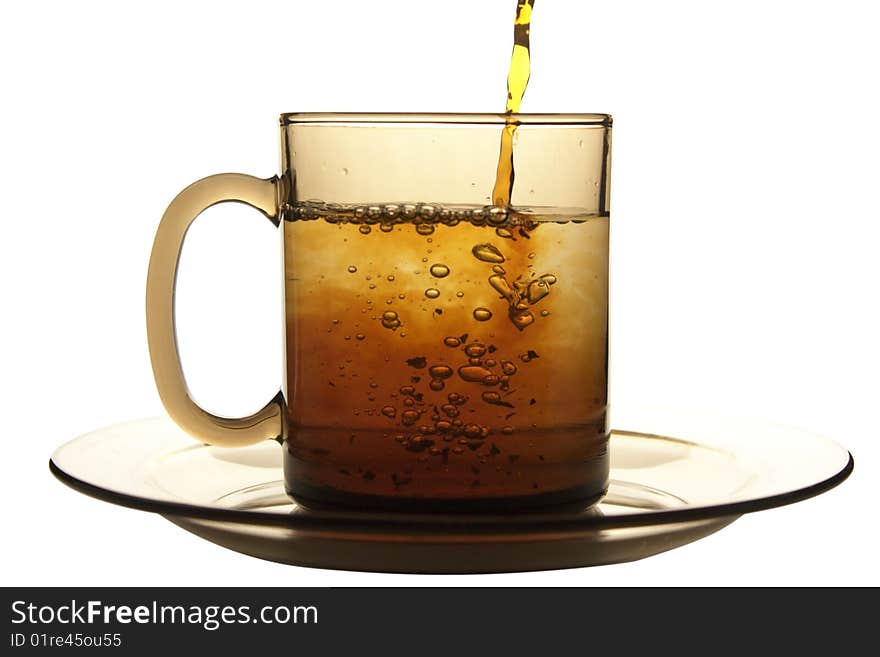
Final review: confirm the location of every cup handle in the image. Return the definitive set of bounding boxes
[146,173,284,447]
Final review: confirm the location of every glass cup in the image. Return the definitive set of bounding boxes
[147,113,611,512]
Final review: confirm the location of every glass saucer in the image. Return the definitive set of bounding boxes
[49,408,852,573]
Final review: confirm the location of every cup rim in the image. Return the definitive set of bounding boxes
[280,112,612,126]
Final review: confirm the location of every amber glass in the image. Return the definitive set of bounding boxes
[147,113,612,512]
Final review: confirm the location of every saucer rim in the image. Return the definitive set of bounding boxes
[48,441,853,536]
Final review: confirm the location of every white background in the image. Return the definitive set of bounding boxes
[1,0,877,586]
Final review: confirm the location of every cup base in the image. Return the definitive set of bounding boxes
[285,479,608,514]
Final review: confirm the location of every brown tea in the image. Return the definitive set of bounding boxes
[282,205,608,510]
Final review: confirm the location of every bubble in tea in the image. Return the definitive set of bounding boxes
[489,274,515,301]
[428,365,454,379]
[464,342,487,358]
[472,243,505,264]
[381,310,401,330]
[430,264,450,278]
[473,307,493,321]
[458,365,493,382]
[401,410,420,426]
[526,279,551,303]
[511,311,535,330]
